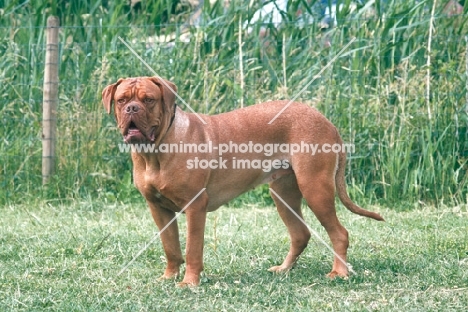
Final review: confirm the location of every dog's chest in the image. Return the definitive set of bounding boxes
[135,171,182,212]
[152,191,180,211]
[146,181,181,211]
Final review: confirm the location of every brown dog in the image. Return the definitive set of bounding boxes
[102,76,384,286]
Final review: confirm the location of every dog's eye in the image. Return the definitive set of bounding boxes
[116,98,126,105]
[144,98,155,105]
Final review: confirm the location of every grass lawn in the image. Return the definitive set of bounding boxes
[1,200,467,311]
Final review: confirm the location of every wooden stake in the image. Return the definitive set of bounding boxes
[42,16,60,184]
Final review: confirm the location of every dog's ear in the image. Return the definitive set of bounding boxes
[102,78,123,114]
[149,76,178,144]
[149,76,177,114]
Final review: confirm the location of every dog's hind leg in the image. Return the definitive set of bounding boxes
[297,170,350,278]
[268,174,310,273]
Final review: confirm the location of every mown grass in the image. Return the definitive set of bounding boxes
[0,201,467,310]
[0,0,467,206]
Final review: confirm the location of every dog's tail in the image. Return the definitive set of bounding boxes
[335,137,385,221]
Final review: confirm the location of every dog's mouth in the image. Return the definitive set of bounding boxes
[123,121,156,144]
[124,121,144,143]
[127,121,140,134]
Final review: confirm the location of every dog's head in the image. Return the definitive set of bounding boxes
[102,77,177,145]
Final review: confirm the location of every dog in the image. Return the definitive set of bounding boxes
[102,76,384,286]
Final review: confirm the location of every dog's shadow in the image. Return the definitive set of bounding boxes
[195,253,425,288]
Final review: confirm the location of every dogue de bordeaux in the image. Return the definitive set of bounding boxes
[102,76,384,287]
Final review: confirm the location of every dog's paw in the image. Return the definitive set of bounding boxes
[176,280,199,288]
[326,270,348,279]
[158,271,179,281]
[268,265,292,273]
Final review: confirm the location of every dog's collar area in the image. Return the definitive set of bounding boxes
[168,103,177,129]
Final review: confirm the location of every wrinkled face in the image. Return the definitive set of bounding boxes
[102,77,177,145]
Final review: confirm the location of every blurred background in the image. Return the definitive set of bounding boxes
[0,0,467,208]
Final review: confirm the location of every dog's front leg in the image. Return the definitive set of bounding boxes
[178,193,209,287]
[146,200,185,280]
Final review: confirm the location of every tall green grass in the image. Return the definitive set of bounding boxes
[0,0,467,207]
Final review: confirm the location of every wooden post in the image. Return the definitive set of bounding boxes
[42,16,60,185]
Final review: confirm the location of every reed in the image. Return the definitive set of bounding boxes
[0,0,466,207]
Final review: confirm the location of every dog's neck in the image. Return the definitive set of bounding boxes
[168,103,177,130]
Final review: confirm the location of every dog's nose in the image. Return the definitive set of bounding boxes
[125,103,140,114]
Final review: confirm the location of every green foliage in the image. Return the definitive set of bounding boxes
[0,0,467,207]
